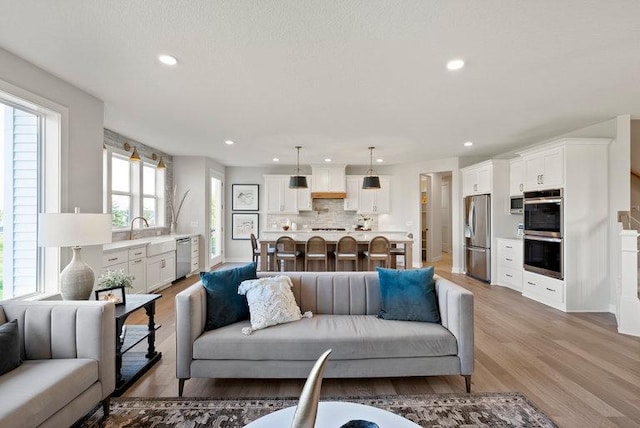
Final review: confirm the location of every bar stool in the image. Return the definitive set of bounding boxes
[275,236,301,271]
[305,236,328,271]
[390,232,413,269]
[363,236,390,270]
[334,236,358,271]
[251,233,274,271]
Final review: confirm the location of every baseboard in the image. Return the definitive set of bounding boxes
[609,304,617,314]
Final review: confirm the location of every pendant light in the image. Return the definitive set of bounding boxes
[362,146,381,189]
[289,146,308,189]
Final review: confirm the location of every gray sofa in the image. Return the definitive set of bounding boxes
[176,271,474,396]
[0,301,115,428]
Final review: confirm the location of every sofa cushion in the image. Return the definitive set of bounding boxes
[0,359,98,427]
[193,314,457,361]
[238,276,309,335]
[201,263,256,331]
[377,267,440,323]
[0,320,22,376]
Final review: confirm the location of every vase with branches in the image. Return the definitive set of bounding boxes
[169,185,190,234]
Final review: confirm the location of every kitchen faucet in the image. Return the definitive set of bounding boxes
[129,216,149,240]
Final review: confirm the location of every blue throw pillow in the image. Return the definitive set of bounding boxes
[377,266,440,323]
[201,263,257,331]
[0,320,22,376]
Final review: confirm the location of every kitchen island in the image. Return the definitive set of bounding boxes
[258,231,413,271]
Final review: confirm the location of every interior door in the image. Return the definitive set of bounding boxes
[441,178,451,252]
[210,174,223,267]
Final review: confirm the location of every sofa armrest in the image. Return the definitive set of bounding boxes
[175,281,207,379]
[0,301,116,399]
[434,276,474,375]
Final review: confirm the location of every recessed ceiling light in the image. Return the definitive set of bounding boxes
[446,59,465,70]
[376,158,384,163]
[272,158,279,162]
[225,140,234,145]
[464,141,473,147]
[158,54,178,66]
[324,158,332,162]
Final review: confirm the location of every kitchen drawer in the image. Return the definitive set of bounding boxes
[523,272,564,305]
[191,236,199,246]
[191,256,200,272]
[499,266,522,290]
[103,250,128,267]
[128,247,146,260]
[499,252,522,270]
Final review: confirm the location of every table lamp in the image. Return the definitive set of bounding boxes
[38,208,112,300]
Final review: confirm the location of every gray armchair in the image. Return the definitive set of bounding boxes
[0,300,115,428]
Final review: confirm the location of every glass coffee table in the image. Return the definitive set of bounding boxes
[245,401,421,427]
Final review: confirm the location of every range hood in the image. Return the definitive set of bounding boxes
[311,165,347,199]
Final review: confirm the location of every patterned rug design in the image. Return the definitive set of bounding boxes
[81,393,557,428]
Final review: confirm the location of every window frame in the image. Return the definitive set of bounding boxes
[110,152,134,229]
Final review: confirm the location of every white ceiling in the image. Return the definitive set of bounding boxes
[1,1,639,167]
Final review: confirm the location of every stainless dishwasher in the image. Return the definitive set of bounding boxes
[176,237,192,279]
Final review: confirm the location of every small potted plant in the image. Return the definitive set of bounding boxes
[95,269,135,305]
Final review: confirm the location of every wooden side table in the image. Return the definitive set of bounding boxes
[113,293,162,397]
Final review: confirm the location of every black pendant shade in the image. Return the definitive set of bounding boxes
[362,175,381,189]
[289,146,308,189]
[289,175,308,189]
[362,146,381,189]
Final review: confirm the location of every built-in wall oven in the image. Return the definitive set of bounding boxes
[523,189,563,279]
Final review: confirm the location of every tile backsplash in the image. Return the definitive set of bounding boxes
[266,199,378,231]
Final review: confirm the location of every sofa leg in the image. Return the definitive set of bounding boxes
[463,375,472,393]
[102,396,111,418]
[179,378,189,397]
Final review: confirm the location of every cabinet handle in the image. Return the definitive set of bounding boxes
[505,273,513,278]
[519,183,523,191]
[133,259,143,264]
[527,281,536,286]
[161,259,166,268]
[134,251,143,256]
[545,287,555,292]
[505,246,513,249]
[505,258,513,262]
[540,174,544,184]
[107,257,118,262]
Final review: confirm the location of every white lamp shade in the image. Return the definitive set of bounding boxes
[38,213,112,247]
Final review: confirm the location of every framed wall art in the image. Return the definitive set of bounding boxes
[232,213,259,240]
[232,184,259,211]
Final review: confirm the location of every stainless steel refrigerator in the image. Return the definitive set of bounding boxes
[464,194,491,282]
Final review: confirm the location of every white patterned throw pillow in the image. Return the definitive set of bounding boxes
[238,275,312,335]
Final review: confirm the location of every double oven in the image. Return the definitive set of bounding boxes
[523,189,563,279]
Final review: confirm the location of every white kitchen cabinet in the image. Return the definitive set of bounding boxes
[191,235,200,274]
[523,271,564,310]
[297,176,313,211]
[496,238,523,292]
[344,176,361,211]
[522,147,564,191]
[358,177,390,214]
[128,258,146,294]
[264,175,298,214]
[311,165,346,193]
[146,251,176,292]
[509,158,524,195]
[461,163,492,196]
[101,260,128,277]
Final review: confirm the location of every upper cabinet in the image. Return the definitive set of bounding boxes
[509,158,524,195]
[521,147,564,191]
[358,176,391,214]
[264,175,299,214]
[344,176,361,211]
[297,176,313,211]
[462,163,492,196]
[311,165,346,193]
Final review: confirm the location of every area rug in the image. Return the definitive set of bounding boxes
[80,393,557,428]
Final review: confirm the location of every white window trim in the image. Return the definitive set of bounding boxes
[0,78,67,299]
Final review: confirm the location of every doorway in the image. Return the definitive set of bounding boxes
[210,175,223,267]
[420,171,453,273]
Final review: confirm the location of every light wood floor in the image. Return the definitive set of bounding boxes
[124,259,640,428]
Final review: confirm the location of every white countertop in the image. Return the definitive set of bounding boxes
[103,233,198,252]
[260,230,412,242]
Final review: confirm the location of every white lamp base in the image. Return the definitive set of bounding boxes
[60,247,95,300]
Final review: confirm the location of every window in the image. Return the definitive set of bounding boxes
[1,92,61,300]
[106,151,165,229]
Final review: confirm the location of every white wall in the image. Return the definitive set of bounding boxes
[631,121,640,210]
[0,47,104,286]
[173,156,225,270]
